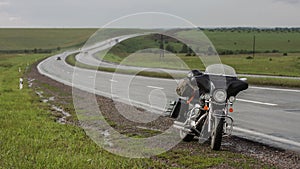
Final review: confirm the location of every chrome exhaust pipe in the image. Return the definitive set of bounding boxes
[174,121,185,126]
[173,125,191,133]
[173,121,191,132]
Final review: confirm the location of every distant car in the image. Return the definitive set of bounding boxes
[56,57,61,60]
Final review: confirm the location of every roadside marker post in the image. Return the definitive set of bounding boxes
[19,78,23,90]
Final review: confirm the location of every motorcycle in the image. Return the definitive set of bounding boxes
[168,64,248,150]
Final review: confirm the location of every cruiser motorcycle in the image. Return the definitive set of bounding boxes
[168,64,248,150]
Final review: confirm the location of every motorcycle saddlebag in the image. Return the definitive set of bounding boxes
[169,98,189,119]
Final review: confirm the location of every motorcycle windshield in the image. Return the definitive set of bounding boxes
[204,64,237,77]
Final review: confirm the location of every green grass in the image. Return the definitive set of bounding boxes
[0,54,164,168]
[3,28,300,54]
[105,29,300,57]
[107,34,183,56]
[245,77,300,88]
[0,28,152,53]
[178,53,300,77]
[220,53,300,77]
[102,52,300,77]
[178,29,300,53]
[0,28,96,51]
[101,53,195,70]
[97,29,300,78]
[1,27,300,54]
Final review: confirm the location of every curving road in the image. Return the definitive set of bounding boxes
[38,37,300,152]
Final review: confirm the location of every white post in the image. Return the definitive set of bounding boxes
[19,67,21,73]
[19,78,23,90]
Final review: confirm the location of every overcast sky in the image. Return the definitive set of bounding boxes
[0,0,300,28]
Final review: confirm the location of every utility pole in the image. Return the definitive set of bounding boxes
[160,34,164,60]
[253,35,256,59]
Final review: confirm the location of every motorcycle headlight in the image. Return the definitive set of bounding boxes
[213,89,227,103]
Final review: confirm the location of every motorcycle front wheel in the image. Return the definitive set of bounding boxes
[210,118,225,150]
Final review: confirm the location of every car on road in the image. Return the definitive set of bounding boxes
[56,56,61,61]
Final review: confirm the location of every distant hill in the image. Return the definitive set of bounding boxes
[0,28,96,53]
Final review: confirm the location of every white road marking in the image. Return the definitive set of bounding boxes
[236,98,278,106]
[110,79,118,83]
[234,127,300,148]
[147,86,164,90]
[250,86,300,93]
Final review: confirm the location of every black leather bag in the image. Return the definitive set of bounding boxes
[169,98,189,119]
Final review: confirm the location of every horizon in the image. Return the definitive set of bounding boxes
[1,26,300,29]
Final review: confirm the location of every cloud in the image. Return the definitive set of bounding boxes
[274,0,300,4]
[0,12,27,27]
[1,0,300,27]
[9,16,20,21]
[0,1,10,7]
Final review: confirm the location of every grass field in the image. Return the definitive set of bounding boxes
[1,28,300,53]
[106,29,300,56]
[0,54,162,168]
[102,52,300,77]
[180,29,300,53]
[0,28,96,51]
[68,53,300,88]
[97,28,300,79]
[0,28,149,53]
